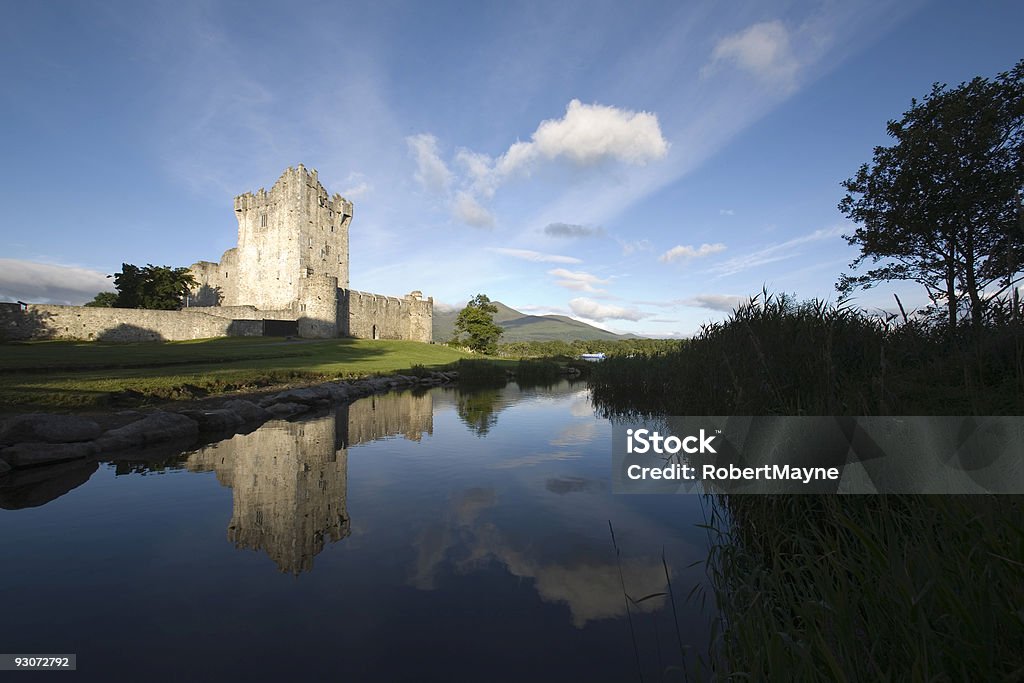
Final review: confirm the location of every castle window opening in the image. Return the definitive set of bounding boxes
[260,213,267,227]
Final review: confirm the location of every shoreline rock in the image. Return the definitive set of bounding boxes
[0,370,458,476]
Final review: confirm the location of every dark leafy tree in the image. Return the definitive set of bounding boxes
[113,263,198,310]
[838,59,1024,330]
[84,291,119,307]
[454,294,504,354]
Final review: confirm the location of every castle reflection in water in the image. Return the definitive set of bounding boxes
[186,391,434,574]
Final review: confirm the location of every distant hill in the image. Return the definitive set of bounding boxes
[433,301,629,343]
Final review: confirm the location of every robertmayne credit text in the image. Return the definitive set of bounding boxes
[626,463,841,484]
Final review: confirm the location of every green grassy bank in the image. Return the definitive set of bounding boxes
[0,337,471,411]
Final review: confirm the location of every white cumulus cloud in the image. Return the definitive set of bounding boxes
[659,243,726,263]
[496,99,669,176]
[411,100,668,228]
[569,297,647,322]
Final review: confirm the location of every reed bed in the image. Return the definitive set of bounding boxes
[590,291,1024,680]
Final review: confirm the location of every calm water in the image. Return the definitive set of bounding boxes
[0,381,711,681]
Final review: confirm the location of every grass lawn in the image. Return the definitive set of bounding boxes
[0,337,472,411]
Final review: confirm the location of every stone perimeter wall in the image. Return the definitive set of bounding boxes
[341,289,432,343]
[0,293,433,344]
[187,305,296,321]
[0,303,263,342]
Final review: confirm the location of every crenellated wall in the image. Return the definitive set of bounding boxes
[340,289,433,342]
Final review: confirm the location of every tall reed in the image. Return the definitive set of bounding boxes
[590,291,1024,680]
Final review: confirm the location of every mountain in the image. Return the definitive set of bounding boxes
[433,301,629,343]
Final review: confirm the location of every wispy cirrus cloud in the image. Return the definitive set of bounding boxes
[340,172,373,200]
[659,243,726,263]
[703,20,801,90]
[681,293,747,312]
[488,248,582,264]
[407,133,453,193]
[548,268,610,294]
[708,226,845,277]
[454,191,495,228]
[544,222,605,238]
[618,238,653,255]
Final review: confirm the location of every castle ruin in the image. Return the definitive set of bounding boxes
[189,164,432,341]
[0,165,432,343]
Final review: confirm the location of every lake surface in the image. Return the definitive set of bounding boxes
[0,381,711,681]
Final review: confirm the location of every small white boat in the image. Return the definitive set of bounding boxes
[579,352,606,362]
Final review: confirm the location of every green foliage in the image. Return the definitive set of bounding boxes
[450,358,509,387]
[113,263,198,310]
[511,359,562,388]
[839,59,1024,330]
[454,293,504,354]
[498,338,683,359]
[454,387,502,436]
[84,291,118,308]
[590,289,1024,417]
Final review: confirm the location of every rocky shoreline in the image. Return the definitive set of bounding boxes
[0,370,458,478]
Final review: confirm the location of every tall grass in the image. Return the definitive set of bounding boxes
[590,291,1024,680]
[690,494,1024,680]
[591,290,1024,417]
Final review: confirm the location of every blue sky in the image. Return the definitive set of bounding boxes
[1,0,1021,336]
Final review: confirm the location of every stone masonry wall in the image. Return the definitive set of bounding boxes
[187,305,296,321]
[340,289,433,342]
[0,303,262,342]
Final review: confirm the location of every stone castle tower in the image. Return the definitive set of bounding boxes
[232,165,352,309]
[188,165,432,341]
